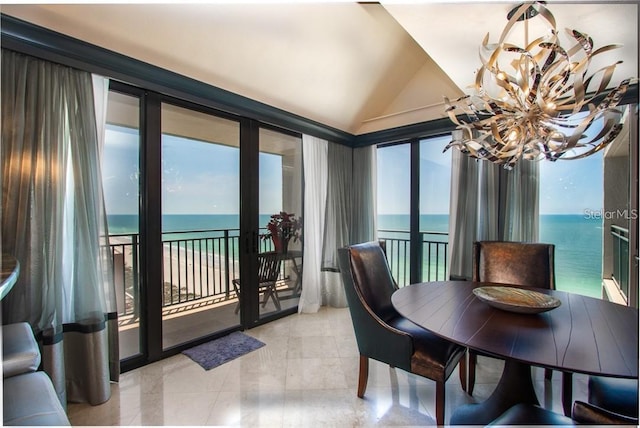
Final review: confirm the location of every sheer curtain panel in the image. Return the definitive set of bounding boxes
[299,134,328,313]
[320,142,352,307]
[448,134,540,279]
[1,50,118,406]
[351,146,377,244]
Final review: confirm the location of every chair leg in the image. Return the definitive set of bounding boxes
[545,368,553,381]
[435,380,445,426]
[468,352,477,396]
[233,281,241,314]
[261,288,270,307]
[458,350,467,392]
[270,286,281,311]
[562,372,573,417]
[357,355,369,398]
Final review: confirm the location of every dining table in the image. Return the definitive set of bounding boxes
[391,280,639,425]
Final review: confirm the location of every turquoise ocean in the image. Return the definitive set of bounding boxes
[108,213,603,298]
[377,214,602,297]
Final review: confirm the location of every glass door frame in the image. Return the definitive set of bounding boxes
[111,82,299,372]
[377,134,453,286]
[239,120,304,326]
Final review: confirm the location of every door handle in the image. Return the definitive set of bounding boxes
[245,231,258,254]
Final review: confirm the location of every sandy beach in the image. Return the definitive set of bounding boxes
[110,234,300,320]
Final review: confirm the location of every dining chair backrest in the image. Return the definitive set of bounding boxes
[473,241,555,290]
[345,241,398,322]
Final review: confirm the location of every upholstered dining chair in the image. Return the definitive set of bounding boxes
[587,376,638,419]
[338,241,466,425]
[488,401,639,426]
[466,240,556,394]
[232,251,281,314]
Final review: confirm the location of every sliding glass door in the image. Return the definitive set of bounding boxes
[257,127,303,319]
[103,83,304,369]
[160,102,241,350]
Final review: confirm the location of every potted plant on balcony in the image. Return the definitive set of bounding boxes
[261,211,302,253]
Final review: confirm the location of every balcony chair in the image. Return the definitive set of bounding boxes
[232,251,282,314]
[338,241,466,425]
[466,241,556,394]
[488,400,639,425]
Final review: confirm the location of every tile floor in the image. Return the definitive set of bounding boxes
[67,306,589,426]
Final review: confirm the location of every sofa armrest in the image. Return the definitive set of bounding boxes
[2,323,41,378]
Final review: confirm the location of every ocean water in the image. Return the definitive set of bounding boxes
[377,214,602,297]
[109,214,280,255]
[108,213,603,297]
[109,214,271,236]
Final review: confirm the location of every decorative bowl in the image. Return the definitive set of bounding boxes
[472,286,561,314]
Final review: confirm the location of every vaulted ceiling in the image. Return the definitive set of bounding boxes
[1,2,637,136]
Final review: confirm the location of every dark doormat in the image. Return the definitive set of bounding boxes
[182,331,266,370]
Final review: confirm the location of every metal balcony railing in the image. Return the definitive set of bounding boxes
[611,225,629,301]
[109,228,291,318]
[378,229,449,287]
[109,228,449,317]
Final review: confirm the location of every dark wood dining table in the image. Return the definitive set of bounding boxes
[391,280,638,425]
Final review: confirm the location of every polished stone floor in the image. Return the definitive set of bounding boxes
[68,306,589,426]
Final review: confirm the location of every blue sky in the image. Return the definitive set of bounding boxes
[377,135,604,215]
[104,124,604,217]
[539,151,603,215]
[102,125,282,215]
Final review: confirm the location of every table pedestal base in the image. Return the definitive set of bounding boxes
[450,360,539,425]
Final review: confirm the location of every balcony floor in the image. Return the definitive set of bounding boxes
[119,284,299,357]
[69,306,592,426]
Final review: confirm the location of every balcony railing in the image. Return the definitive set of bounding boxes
[110,228,291,319]
[611,225,629,301]
[109,228,449,317]
[378,229,449,287]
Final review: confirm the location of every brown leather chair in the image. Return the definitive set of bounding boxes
[466,241,556,394]
[338,241,466,425]
[488,401,639,425]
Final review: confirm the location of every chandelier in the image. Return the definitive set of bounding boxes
[444,2,634,169]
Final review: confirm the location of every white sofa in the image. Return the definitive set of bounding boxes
[2,322,70,426]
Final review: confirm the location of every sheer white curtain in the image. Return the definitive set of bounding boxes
[92,74,121,381]
[1,50,118,405]
[351,146,377,244]
[448,142,539,279]
[299,139,377,313]
[321,142,352,308]
[299,134,328,313]
[503,160,540,241]
[448,150,481,279]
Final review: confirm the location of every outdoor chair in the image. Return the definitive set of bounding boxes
[232,251,282,314]
[338,241,466,425]
[465,241,556,394]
